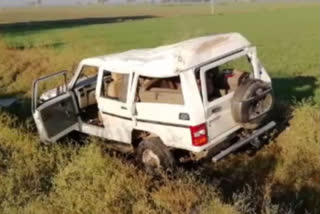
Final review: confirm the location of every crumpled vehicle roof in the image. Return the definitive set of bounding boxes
[82,32,251,78]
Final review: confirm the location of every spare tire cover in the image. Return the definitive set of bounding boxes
[231,79,274,126]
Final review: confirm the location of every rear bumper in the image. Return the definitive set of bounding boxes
[211,121,276,162]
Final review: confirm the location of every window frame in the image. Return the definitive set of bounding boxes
[199,50,254,106]
[71,64,99,90]
[98,70,131,104]
[134,74,185,106]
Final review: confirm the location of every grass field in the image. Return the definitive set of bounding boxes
[0,3,319,214]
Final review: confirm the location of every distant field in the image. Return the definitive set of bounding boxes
[0,2,318,23]
[0,3,319,214]
[1,3,319,102]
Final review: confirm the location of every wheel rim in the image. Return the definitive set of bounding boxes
[142,149,161,169]
[249,88,273,119]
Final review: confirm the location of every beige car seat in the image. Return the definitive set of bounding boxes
[138,78,183,105]
[106,73,128,102]
[226,69,249,92]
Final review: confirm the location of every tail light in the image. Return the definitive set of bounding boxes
[225,73,234,78]
[190,123,208,146]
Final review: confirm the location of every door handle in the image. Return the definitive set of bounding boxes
[121,106,127,110]
[211,106,222,114]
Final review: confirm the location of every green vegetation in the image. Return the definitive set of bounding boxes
[0,3,319,214]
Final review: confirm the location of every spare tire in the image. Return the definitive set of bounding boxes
[231,79,274,129]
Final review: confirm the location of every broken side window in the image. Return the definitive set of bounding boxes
[204,56,251,102]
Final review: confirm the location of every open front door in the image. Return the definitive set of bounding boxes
[32,71,80,142]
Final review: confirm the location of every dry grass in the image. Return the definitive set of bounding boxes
[202,102,320,213]
[0,111,236,214]
[0,40,82,98]
[0,103,318,213]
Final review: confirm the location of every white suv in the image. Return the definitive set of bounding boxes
[32,33,275,171]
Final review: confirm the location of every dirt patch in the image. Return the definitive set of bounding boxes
[196,36,229,54]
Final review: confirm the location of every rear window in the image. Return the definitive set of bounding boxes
[200,55,252,102]
[136,76,184,105]
[219,55,252,72]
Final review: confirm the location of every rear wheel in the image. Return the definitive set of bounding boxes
[136,137,175,175]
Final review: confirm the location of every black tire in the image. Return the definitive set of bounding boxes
[136,137,175,174]
[232,79,274,129]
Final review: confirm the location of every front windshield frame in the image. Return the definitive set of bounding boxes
[69,64,99,90]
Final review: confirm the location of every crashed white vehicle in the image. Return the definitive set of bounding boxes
[32,33,275,170]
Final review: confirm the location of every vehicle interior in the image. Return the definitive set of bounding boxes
[100,72,128,102]
[72,66,101,125]
[76,70,131,126]
[197,56,251,101]
[73,59,251,126]
[136,76,184,105]
[205,67,249,101]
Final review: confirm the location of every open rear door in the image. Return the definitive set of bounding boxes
[200,65,239,144]
[32,71,80,142]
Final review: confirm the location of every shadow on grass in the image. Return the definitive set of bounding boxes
[267,75,318,140]
[195,133,320,213]
[1,15,157,35]
[198,148,320,213]
[7,41,65,50]
[272,76,318,103]
[272,183,320,213]
[0,93,31,117]
[209,152,277,190]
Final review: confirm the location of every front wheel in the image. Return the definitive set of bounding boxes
[136,137,175,175]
